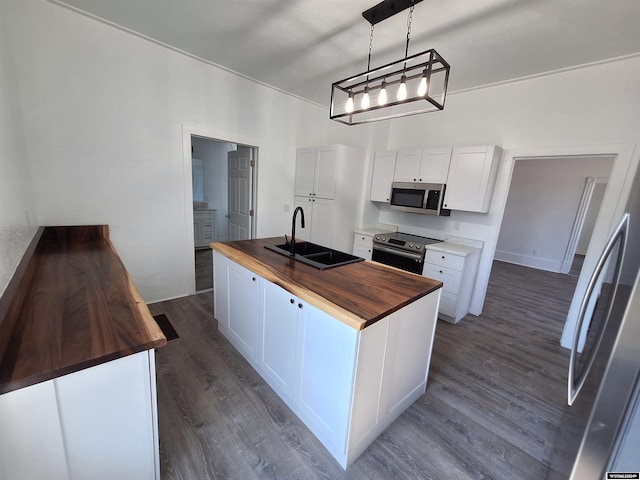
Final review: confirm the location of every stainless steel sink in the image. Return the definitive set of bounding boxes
[264,241,364,270]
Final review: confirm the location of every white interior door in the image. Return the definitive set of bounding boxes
[228,147,253,241]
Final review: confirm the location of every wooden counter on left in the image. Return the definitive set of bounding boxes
[0,225,166,395]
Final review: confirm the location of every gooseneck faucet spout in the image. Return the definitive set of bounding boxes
[290,206,305,256]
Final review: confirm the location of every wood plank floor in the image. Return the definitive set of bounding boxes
[148,260,578,479]
[195,248,213,291]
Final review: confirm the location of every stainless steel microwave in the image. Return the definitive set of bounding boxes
[389,182,448,215]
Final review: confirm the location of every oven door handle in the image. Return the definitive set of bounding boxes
[373,244,423,261]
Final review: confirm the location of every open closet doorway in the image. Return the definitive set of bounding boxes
[191,135,257,292]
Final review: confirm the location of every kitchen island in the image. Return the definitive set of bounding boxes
[211,238,442,468]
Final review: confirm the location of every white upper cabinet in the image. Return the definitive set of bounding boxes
[370,151,397,202]
[294,146,337,199]
[393,149,422,182]
[419,148,452,184]
[314,146,338,199]
[294,148,317,197]
[443,146,502,213]
[393,147,452,184]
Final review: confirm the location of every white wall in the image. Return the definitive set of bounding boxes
[0,11,38,298]
[495,156,614,271]
[1,0,376,302]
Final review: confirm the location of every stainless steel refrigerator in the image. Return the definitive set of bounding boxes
[547,198,640,478]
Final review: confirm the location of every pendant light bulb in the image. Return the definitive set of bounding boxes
[361,87,370,110]
[345,93,354,113]
[418,71,428,97]
[397,75,408,101]
[378,81,388,106]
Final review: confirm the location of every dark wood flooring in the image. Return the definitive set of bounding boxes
[149,260,578,479]
[195,248,213,291]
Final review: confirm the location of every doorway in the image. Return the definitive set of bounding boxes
[189,135,257,292]
[494,155,614,281]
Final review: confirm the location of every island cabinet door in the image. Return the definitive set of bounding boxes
[295,303,358,459]
[227,260,260,363]
[259,281,299,400]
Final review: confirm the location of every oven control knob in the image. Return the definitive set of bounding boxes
[416,245,421,249]
[409,243,414,248]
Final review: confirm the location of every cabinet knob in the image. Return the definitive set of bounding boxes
[290,298,295,304]
[252,277,256,281]
[442,255,445,259]
[439,270,443,274]
[298,303,303,309]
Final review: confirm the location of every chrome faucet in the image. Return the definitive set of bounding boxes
[290,206,305,256]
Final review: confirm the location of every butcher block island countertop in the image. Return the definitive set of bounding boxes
[210,237,442,330]
[0,225,166,395]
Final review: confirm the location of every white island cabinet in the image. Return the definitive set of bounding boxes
[212,250,440,468]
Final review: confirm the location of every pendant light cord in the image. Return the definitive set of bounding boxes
[405,4,414,59]
[367,24,374,71]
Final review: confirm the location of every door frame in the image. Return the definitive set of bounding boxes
[182,124,258,295]
[561,176,609,274]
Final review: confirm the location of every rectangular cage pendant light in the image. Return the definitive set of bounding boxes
[329,0,450,126]
[330,49,449,125]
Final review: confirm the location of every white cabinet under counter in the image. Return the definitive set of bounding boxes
[423,242,481,323]
[352,228,395,260]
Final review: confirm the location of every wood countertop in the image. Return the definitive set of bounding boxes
[211,238,443,330]
[0,226,166,395]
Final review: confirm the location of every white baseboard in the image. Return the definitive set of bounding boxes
[494,250,562,273]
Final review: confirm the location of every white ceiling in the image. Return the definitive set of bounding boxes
[51,0,640,106]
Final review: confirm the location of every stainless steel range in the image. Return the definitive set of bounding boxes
[371,232,443,274]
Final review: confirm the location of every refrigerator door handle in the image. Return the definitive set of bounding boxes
[568,213,629,406]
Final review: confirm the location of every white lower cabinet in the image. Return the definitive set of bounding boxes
[423,243,481,323]
[260,281,300,400]
[296,302,358,456]
[0,351,160,480]
[215,256,440,469]
[352,232,374,260]
[226,259,260,362]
